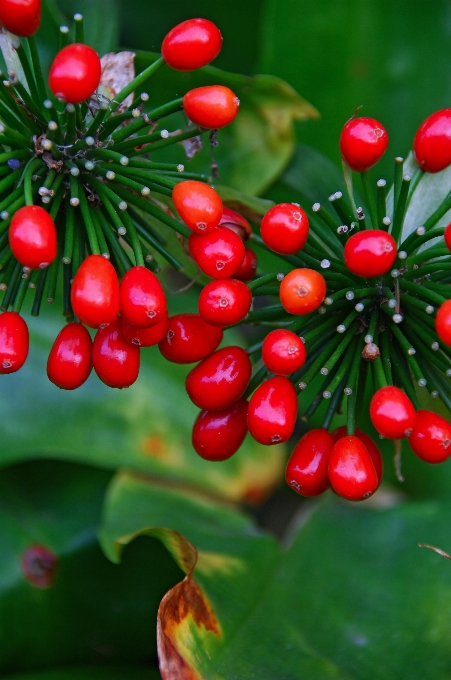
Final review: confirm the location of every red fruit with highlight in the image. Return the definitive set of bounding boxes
[121,314,168,347]
[189,226,245,279]
[192,398,248,461]
[408,410,451,463]
[92,318,140,388]
[435,299,451,346]
[0,311,28,374]
[49,43,101,104]
[120,266,166,328]
[344,230,397,278]
[9,205,57,270]
[183,85,239,129]
[328,435,379,501]
[445,223,451,252]
[162,18,222,71]
[0,0,41,36]
[279,268,327,315]
[332,426,383,483]
[247,376,298,445]
[198,279,252,327]
[413,109,451,173]
[262,329,306,376]
[340,117,388,172]
[286,428,334,496]
[71,255,120,329]
[233,247,257,282]
[47,323,92,390]
[186,346,251,411]
[370,386,416,439]
[172,181,222,234]
[158,314,223,364]
[260,203,309,255]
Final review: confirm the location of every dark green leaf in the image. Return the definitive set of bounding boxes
[3,669,160,680]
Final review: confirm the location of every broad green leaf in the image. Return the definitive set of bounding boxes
[0,461,181,673]
[101,472,451,680]
[4,669,160,680]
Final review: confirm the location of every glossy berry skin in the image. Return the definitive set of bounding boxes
[0,312,28,374]
[332,426,383,483]
[49,44,101,104]
[0,0,41,37]
[408,410,451,464]
[189,226,245,279]
[279,268,327,315]
[71,255,120,329]
[219,207,252,241]
[262,329,306,376]
[158,314,223,364]
[192,398,248,461]
[183,85,239,129]
[286,429,334,497]
[9,205,57,269]
[172,181,222,234]
[435,300,451,346]
[340,117,388,172]
[328,436,379,501]
[260,204,309,255]
[198,279,252,327]
[247,376,298,445]
[233,247,257,282]
[445,223,451,252]
[121,314,168,347]
[370,386,416,439]
[413,109,451,173]
[47,323,92,390]
[119,266,166,328]
[186,346,251,411]
[92,318,140,389]
[162,18,222,71]
[344,230,397,278]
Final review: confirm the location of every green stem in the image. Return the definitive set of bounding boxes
[77,185,100,255]
[23,157,43,205]
[376,179,387,228]
[360,171,378,229]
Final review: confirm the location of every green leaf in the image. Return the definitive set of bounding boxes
[133,52,318,195]
[0,461,181,673]
[101,472,451,679]
[3,669,160,680]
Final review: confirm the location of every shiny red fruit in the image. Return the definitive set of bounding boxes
[47,323,92,390]
[186,346,251,411]
[172,180,222,234]
[162,18,222,71]
[344,230,397,278]
[286,428,334,496]
[49,43,101,104]
[233,247,257,282]
[408,410,451,463]
[340,117,388,172]
[121,314,168,347]
[0,311,28,374]
[332,426,383,482]
[260,203,309,255]
[435,299,451,346]
[9,205,57,269]
[71,254,120,329]
[247,376,298,445]
[183,85,239,129]
[189,226,245,279]
[198,279,252,327]
[445,223,451,251]
[219,207,252,241]
[279,268,327,315]
[370,386,416,439]
[262,329,306,376]
[328,436,379,501]
[0,0,41,36]
[119,266,166,328]
[158,314,223,364]
[192,398,248,461]
[413,109,451,173]
[92,318,140,388]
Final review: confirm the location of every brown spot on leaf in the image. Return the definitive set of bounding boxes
[141,434,168,459]
[21,544,57,589]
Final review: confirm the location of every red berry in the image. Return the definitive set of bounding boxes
[9,205,57,270]
[0,0,40,37]
[71,254,120,329]
[413,109,451,173]
[445,223,451,251]
[192,398,248,461]
[189,226,245,279]
[0,311,28,374]
[435,299,451,346]
[119,266,166,328]
[172,180,222,234]
[344,230,397,278]
[162,18,222,71]
[121,314,168,347]
[332,426,383,483]
[340,117,388,172]
[47,323,92,390]
[183,85,239,129]
[92,318,140,388]
[158,314,223,364]
[233,247,257,282]
[279,268,327,315]
[186,346,251,411]
[260,203,309,255]
[370,386,416,439]
[49,43,101,104]
[286,428,334,496]
[328,436,379,501]
[262,329,306,376]
[408,410,451,464]
[198,279,252,327]
[247,376,298,445]
[219,207,252,241]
